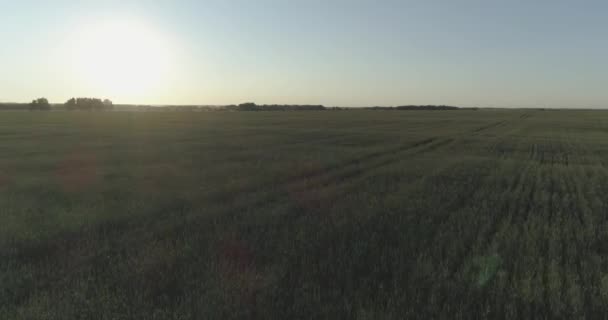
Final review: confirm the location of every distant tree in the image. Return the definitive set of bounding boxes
[65,97,113,111]
[66,98,77,110]
[29,98,51,111]
[238,102,259,111]
[103,99,114,110]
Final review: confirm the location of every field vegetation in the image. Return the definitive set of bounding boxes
[2,109,608,319]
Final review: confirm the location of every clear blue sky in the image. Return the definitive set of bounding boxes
[2,0,608,107]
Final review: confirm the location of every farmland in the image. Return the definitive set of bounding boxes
[2,109,608,319]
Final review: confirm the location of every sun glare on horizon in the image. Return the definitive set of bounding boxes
[66,18,175,102]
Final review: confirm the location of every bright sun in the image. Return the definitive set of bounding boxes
[68,19,174,101]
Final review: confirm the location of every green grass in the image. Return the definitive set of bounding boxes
[3,109,608,318]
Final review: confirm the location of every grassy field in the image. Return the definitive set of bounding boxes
[3,109,608,319]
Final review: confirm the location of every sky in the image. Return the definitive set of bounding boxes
[1,0,608,108]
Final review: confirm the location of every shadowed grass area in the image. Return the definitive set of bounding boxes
[3,109,608,318]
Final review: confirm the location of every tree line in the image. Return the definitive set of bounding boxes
[65,98,113,111]
[225,102,327,111]
[363,105,463,110]
[223,103,471,111]
[0,99,477,112]
[0,98,114,111]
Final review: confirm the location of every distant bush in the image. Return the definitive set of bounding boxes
[65,98,113,111]
[396,105,459,110]
[228,102,326,111]
[29,98,51,111]
[364,105,461,110]
[0,103,29,110]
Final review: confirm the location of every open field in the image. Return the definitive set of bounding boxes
[3,109,608,319]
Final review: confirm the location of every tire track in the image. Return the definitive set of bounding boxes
[218,115,524,206]
[471,121,508,135]
[209,136,444,204]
